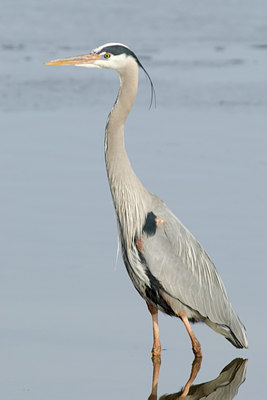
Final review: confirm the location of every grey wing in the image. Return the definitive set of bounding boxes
[140,196,247,347]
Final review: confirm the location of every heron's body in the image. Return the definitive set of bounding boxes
[46,43,248,356]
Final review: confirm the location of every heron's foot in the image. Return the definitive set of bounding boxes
[151,341,161,358]
[151,347,161,358]
[192,339,202,358]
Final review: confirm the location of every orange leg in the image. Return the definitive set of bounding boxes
[179,312,202,358]
[147,302,161,357]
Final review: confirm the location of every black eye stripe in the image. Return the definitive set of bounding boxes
[97,45,134,57]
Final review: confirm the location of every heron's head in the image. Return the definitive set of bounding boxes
[45,43,140,71]
[45,42,155,106]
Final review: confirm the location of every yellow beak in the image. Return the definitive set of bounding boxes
[44,53,101,66]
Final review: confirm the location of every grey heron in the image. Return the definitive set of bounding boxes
[45,43,248,358]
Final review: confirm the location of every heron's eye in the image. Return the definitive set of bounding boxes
[104,53,111,59]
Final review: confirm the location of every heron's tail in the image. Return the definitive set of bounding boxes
[227,309,248,348]
[206,307,248,349]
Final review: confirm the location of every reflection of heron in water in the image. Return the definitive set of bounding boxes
[148,357,247,400]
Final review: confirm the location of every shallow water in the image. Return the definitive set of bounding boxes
[1,0,266,398]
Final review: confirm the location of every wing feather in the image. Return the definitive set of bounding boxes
[141,198,236,328]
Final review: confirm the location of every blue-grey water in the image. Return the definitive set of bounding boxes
[1,0,266,398]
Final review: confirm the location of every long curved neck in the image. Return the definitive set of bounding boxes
[105,62,138,160]
[104,61,150,245]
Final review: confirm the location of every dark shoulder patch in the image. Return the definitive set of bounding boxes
[143,212,157,236]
